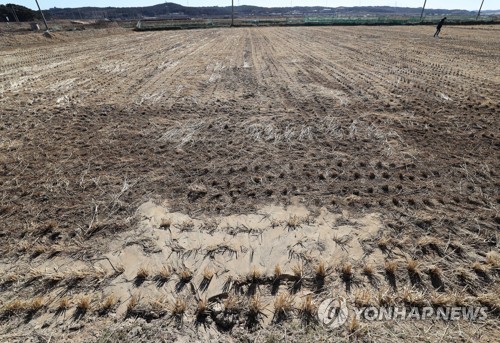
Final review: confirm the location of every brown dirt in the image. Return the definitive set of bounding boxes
[0,25,498,342]
[0,22,127,48]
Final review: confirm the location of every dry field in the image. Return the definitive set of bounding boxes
[0,25,499,342]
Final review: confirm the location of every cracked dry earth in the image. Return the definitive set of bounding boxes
[0,25,499,342]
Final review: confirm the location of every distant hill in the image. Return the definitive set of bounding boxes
[1,4,41,22]
[482,10,500,15]
[43,3,478,21]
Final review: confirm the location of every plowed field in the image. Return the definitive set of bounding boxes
[0,25,499,342]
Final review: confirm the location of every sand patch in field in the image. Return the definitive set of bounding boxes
[94,200,383,318]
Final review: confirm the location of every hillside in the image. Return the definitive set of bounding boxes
[44,3,476,20]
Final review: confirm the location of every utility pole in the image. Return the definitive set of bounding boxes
[420,0,427,21]
[231,0,234,26]
[477,0,485,20]
[35,0,49,31]
[10,5,20,22]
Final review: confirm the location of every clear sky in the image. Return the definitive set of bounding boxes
[4,1,496,11]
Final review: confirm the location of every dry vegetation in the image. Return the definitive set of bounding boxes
[0,24,499,342]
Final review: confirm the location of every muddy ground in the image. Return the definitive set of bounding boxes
[0,25,499,342]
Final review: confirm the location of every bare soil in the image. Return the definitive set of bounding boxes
[0,25,498,342]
